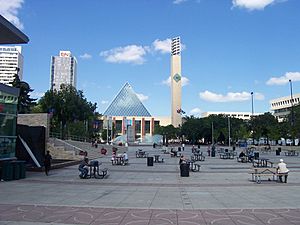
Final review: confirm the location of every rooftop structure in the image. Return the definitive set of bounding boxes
[0,15,29,44]
[103,82,151,117]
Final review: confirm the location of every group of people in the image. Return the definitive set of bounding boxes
[111,151,128,165]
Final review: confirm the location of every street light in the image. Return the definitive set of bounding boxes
[251,92,254,145]
[289,79,295,145]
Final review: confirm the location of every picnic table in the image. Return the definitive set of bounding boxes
[154,155,164,163]
[86,161,108,179]
[112,155,127,165]
[250,167,278,184]
[219,152,234,159]
[136,150,148,158]
[252,158,273,168]
[285,150,299,156]
[191,153,205,161]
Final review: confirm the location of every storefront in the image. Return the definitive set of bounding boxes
[0,84,19,160]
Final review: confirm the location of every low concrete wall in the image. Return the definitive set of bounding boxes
[17,113,50,141]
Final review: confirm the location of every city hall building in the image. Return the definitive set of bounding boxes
[101,83,170,140]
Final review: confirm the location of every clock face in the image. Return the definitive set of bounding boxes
[173,73,181,83]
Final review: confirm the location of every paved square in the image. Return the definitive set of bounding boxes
[1,145,300,224]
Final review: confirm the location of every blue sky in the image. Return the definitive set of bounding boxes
[1,0,300,117]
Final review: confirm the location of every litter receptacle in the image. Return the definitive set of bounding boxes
[147,157,154,166]
[17,161,26,179]
[180,163,189,177]
[11,161,20,180]
[276,148,281,156]
[178,147,181,152]
[2,161,13,181]
[211,150,216,157]
[254,152,259,160]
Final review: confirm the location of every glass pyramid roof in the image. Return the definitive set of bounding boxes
[103,83,151,117]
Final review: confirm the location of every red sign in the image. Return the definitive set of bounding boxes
[0,104,4,112]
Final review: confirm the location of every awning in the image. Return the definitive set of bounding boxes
[0,15,29,44]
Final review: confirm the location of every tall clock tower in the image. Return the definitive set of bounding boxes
[171,36,182,127]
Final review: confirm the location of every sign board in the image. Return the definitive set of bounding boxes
[59,51,71,57]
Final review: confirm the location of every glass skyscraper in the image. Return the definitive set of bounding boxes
[50,51,77,90]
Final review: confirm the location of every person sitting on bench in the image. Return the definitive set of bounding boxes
[238,151,246,162]
[78,157,89,178]
[277,159,289,183]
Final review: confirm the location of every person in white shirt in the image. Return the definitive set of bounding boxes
[122,152,128,165]
[277,159,289,183]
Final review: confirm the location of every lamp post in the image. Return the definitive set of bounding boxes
[251,92,254,145]
[228,117,231,148]
[289,79,295,145]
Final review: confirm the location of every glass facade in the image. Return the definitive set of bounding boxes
[0,84,19,159]
[103,83,151,117]
[145,121,150,134]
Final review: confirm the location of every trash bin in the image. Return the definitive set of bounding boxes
[180,163,189,177]
[147,157,153,166]
[17,161,26,179]
[2,161,13,181]
[254,152,259,160]
[178,147,181,152]
[233,146,236,151]
[11,161,20,180]
[276,148,281,156]
[211,150,216,157]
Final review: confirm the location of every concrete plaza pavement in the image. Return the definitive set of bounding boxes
[1,145,300,225]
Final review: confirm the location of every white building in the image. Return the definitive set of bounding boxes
[201,111,262,120]
[50,51,77,90]
[270,94,300,121]
[0,46,23,86]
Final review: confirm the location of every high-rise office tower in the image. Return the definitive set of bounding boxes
[0,46,23,86]
[170,37,182,127]
[50,51,77,90]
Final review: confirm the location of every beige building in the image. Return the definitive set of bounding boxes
[171,37,182,127]
[270,93,300,121]
[201,111,262,120]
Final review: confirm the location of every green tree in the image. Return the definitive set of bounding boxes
[36,84,97,139]
[10,74,36,113]
[250,112,279,144]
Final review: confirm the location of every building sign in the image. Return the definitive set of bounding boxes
[59,51,71,57]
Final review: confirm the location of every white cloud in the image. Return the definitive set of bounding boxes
[266,72,300,85]
[0,0,24,30]
[189,107,202,117]
[80,53,92,59]
[136,93,149,102]
[173,0,188,4]
[199,91,264,102]
[162,76,189,87]
[100,45,148,65]
[152,39,172,54]
[255,92,265,100]
[232,0,284,10]
[101,100,109,104]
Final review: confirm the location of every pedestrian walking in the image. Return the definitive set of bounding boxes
[44,151,52,176]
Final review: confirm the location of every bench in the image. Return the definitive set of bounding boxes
[249,168,280,183]
[96,168,108,179]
